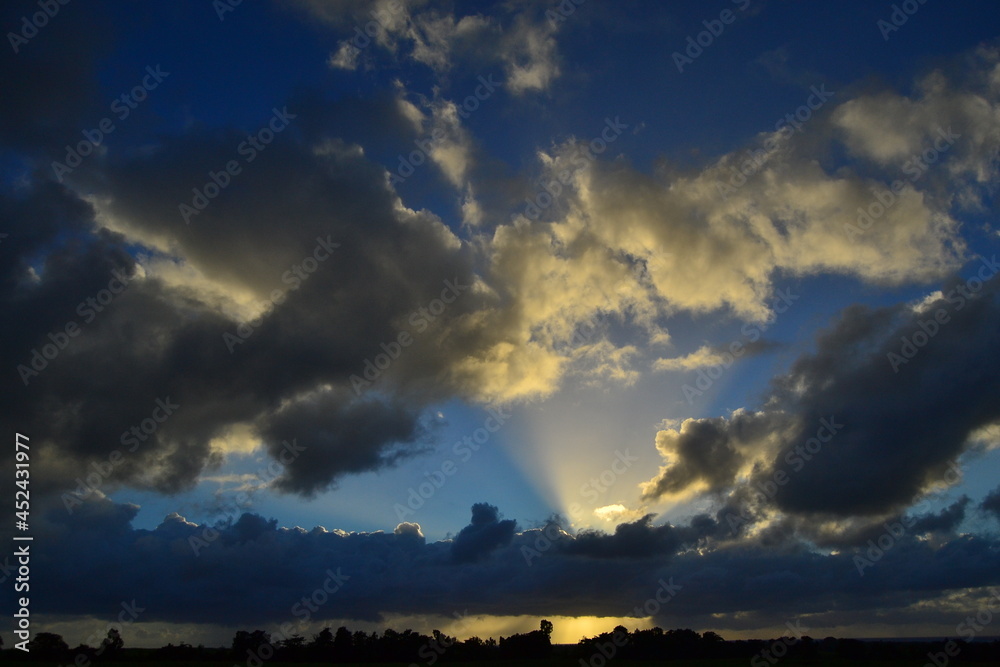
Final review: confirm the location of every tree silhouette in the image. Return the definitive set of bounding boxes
[313,627,334,648]
[333,625,353,659]
[497,621,552,659]
[29,632,69,659]
[101,628,124,655]
[232,630,271,659]
[308,627,334,660]
[351,630,372,661]
[277,634,305,660]
[71,644,98,663]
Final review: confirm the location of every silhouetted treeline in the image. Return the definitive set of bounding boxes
[3,623,552,664]
[7,622,1000,664]
[224,620,552,663]
[575,627,1000,664]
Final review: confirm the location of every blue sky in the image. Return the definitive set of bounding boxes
[4,0,1000,648]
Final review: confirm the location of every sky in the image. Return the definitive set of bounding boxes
[3,0,1000,650]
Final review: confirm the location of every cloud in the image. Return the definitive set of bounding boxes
[0,95,491,498]
[653,340,778,372]
[0,2,112,155]
[394,521,425,539]
[641,269,1000,521]
[255,391,430,497]
[910,496,970,534]
[500,14,561,95]
[467,57,990,400]
[295,0,564,95]
[451,502,517,563]
[654,345,730,372]
[982,486,1000,521]
[475,53,1000,381]
[19,498,1000,635]
[765,276,1000,517]
[5,8,1000,543]
[0,84,641,503]
[593,504,645,524]
[423,94,478,188]
[329,41,362,70]
[6,1,1000,649]
[640,411,795,502]
[833,45,1000,209]
[564,513,706,559]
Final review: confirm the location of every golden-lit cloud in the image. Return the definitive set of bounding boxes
[301,0,565,96]
[654,345,729,372]
[206,423,262,458]
[593,503,645,523]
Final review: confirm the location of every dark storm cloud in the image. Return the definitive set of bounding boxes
[982,486,1000,521]
[0,181,94,291]
[1,239,238,497]
[0,87,504,500]
[778,494,971,552]
[256,392,429,497]
[910,496,970,534]
[451,502,516,563]
[569,514,679,558]
[0,2,584,507]
[641,419,745,499]
[19,499,1000,633]
[0,1,112,154]
[561,512,735,560]
[644,267,1000,519]
[768,272,1000,516]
